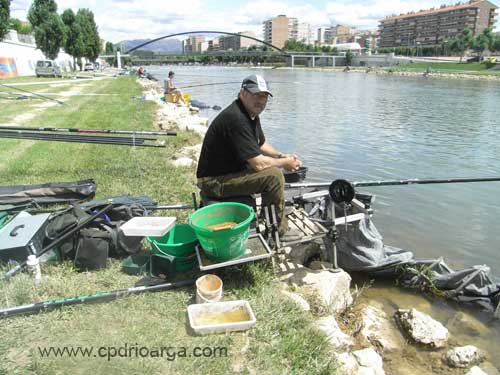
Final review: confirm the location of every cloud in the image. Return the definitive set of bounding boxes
[9,0,500,42]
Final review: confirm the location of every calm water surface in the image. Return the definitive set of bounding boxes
[150,65,500,368]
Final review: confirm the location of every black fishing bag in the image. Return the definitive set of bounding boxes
[45,202,146,270]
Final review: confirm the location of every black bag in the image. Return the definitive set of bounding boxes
[74,228,110,270]
[44,202,146,270]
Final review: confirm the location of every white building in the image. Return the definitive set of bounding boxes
[316,27,328,45]
[297,23,313,45]
[329,42,362,53]
[0,30,77,77]
[288,17,299,40]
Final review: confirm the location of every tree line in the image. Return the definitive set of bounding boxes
[378,27,500,60]
[0,0,101,70]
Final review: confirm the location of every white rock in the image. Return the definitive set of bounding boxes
[143,92,156,101]
[187,116,208,127]
[280,290,310,311]
[179,144,202,160]
[359,303,404,353]
[287,268,353,312]
[277,261,305,279]
[445,346,482,368]
[172,157,194,168]
[335,352,360,375]
[335,348,385,375]
[353,348,384,370]
[395,309,449,348]
[466,366,488,375]
[315,316,354,351]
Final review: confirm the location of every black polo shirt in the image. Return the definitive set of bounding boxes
[196,98,266,178]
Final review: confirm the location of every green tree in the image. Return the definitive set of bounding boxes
[62,9,84,69]
[33,12,65,59]
[472,27,495,61]
[9,17,32,34]
[0,0,10,41]
[28,0,65,59]
[27,0,57,28]
[104,41,116,66]
[493,35,500,53]
[345,49,353,66]
[449,28,473,62]
[76,9,100,62]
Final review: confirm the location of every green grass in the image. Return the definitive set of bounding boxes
[388,61,500,75]
[0,77,336,374]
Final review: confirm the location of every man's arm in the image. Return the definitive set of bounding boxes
[260,142,281,158]
[260,142,299,160]
[247,154,301,172]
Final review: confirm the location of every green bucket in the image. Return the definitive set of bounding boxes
[146,224,198,257]
[189,202,254,261]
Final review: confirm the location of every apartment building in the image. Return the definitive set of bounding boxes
[208,38,220,52]
[263,15,298,49]
[378,0,498,48]
[316,27,328,45]
[183,35,206,53]
[218,32,257,51]
[297,23,314,44]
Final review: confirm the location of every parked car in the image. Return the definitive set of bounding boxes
[35,60,62,78]
[84,63,95,71]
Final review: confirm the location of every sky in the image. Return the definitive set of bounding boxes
[10,0,500,43]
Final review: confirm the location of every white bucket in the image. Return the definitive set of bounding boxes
[196,274,223,304]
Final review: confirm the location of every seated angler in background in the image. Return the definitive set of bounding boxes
[164,71,187,105]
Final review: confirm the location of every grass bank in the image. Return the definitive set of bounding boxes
[387,61,500,75]
[0,76,335,374]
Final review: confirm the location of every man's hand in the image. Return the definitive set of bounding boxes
[282,155,302,172]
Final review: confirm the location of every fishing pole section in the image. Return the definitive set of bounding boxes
[288,176,500,204]
[0,126,177,148]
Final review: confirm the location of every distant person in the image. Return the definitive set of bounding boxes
[164,71,187,105]
[423,65,432,78]
[137,66,145,76]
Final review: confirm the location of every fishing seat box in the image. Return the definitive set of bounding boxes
[199,191,256,210]
[0,213,51,263]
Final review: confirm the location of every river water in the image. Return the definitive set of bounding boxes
[150,65,500,371]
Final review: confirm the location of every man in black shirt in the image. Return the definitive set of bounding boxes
[197,74,302,239]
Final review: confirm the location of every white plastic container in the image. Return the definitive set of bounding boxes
[188,300,256,335]
[120,217,176,237]
[26,255,42,283]
[195,274,223,304]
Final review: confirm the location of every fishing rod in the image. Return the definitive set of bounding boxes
[177,80,290,90]
[0,129,158,141]
[178,81,242,90]
[0,131,151,144]
[0,125,177,137]
[287,176,500,189]
[0,279,195,318]
[0,83,65,105]
[0,133,166,148]
[287,177,500,205]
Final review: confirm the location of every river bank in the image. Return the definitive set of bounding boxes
[267,65,500,82]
